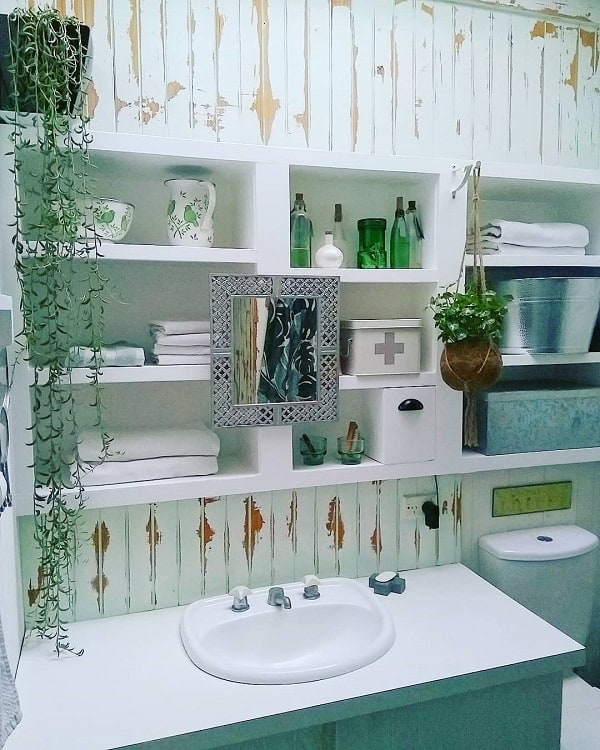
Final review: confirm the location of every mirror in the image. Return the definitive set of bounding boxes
[211,274,339,427]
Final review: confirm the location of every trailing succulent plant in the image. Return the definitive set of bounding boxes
[7,6,109,654]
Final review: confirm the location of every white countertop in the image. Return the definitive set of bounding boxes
[6,564,584,750]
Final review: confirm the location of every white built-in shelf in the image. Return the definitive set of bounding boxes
[97,243,256,263]
[460,446,600,473]
[66,364,210,384]
[339,372,437,390]
[502,352,600,367]
[465,254,600,268]
[296,267,438,283]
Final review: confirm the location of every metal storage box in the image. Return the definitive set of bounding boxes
[476,381,600,455]
[339,319,421,375]
[363,386,436,464]
[496,277,600,354]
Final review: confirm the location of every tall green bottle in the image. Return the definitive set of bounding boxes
[390,196,410,268]
[290,193,313,268]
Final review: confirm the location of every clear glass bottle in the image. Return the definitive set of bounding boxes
[290,193,313,268]
[332,203,350,267]
[389,196,409,268]
[314,231,343,268]
[406,199,424,269]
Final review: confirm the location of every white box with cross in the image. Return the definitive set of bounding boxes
[339,319,421,375]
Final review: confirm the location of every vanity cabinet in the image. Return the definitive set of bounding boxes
[6,131,600,514]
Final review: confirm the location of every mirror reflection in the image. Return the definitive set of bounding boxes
[210,273,338,428]
[233,296,318,405]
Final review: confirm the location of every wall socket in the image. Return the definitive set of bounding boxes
[402,493,436,519]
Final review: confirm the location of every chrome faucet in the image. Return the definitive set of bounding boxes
[267,586,291,609]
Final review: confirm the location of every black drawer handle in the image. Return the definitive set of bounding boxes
[398,398,424,411]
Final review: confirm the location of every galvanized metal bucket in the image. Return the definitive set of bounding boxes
[495,277,600,354]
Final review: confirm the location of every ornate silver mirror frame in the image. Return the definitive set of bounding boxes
[210,274,339,427]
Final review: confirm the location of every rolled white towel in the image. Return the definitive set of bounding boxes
[152,332,211,347]
[78,425,220,462]
[482,220,589,248]
[149,320,210,335]
[152,344,211,355]
[80,455,218,485]
[68,343,145,367]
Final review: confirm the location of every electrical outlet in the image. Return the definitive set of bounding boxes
[402,493,436,519]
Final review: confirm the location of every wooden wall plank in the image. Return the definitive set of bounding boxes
[305,0,331,150]
[576,27,600,168]
[239,0,263,145]
[391,0,416,155]
[188,0,218,142]
[201,496,228,596]
[557,23,581,166]
[259,0,287,147]
[283,0,310,148]
[163,0,194,138]
[470,9,493,160]
[372,0,394,154]
[215,0,243,142]
[138,0,167,134]
[351,0,375,154]
[270,488,298,585]
[540,18,562,165]
[314,484,338,578]
[177,497,203,604]
[330,0,355,153]
[111,0,143,133]
[335,481,359,579]
[412,0,435,155]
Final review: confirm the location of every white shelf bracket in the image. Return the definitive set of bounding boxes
[451,163,474,199]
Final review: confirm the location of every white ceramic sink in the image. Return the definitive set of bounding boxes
[180,577,396,684]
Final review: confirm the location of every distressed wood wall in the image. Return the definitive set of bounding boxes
[19,477,462,622]
[1,0,598,166]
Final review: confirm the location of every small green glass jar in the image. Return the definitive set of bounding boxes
[357,218,387,268]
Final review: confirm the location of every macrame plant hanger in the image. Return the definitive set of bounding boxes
[457,161,501,447]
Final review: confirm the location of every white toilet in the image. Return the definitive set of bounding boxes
[478,525,600,750]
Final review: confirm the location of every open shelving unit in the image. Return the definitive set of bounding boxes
[7,131,600,513]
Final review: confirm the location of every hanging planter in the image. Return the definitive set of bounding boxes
[429,162,508,447]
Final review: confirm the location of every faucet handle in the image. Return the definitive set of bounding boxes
[229,585,252,612]
[302,574,320,599]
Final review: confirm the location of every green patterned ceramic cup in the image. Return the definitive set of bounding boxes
[88,198,135,241]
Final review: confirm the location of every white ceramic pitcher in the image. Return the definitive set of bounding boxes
[164,179,216,247]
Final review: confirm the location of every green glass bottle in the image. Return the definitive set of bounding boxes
[389,196,409,268]
[290,193,312,268]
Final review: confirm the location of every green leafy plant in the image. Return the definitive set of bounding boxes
[428,282,508,344]
[8,7,109,655]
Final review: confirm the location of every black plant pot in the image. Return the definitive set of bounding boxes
[0,13,91,116]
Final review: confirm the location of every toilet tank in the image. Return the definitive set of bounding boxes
[478,525,599,645]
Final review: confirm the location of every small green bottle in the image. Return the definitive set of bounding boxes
[389,196,409,268]
[290,193,313,268]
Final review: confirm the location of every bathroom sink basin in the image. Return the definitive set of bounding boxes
[180,577,395,684]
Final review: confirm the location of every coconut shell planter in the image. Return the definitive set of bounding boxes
[440,339,503,393]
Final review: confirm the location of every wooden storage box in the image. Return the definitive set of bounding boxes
[339,319,421,375]
[476,382,600,455]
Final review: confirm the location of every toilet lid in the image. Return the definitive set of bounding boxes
[479,525,599,561]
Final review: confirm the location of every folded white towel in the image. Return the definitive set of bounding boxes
[466,236,585,256]
[68,343,145,368]
[482,221,589,248]
[149,320,210,335]
[152,344,211,356]
[151,354,211,365]
[78,426,220,462]
[152,332,211,347]
[81,455,218,485]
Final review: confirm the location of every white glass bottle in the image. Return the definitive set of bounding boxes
[314,231,343,269]
[332,203,350,267]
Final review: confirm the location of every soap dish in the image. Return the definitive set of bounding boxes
[368,571,406,596]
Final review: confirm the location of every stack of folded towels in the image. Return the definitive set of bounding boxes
[466,220,589,255]
[148,320,211,365]
[76,423,220,485]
